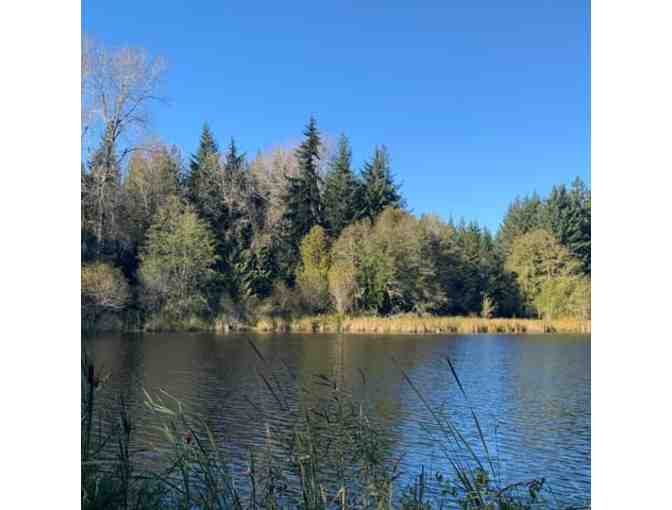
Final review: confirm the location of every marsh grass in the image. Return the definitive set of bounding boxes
[254,314,590,335]
[82,341,584,509]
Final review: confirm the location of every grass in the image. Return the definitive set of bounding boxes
[254,314,591,335]
[81,341,589,510]
[85,308,589,336]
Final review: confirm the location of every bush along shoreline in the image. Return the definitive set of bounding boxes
[82,342,588,509]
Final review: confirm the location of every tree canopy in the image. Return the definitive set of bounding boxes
[80,40,590,330]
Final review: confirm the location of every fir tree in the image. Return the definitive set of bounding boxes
[538,179,591,275]
[280,116,325,278]
[224,138,246,176]
[187,123,219,208]
[566,177,591,274]
[359,145,402,222]
[496,193,543,256]
[323,134,361,238]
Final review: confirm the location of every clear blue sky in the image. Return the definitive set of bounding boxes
[82,1,589,232]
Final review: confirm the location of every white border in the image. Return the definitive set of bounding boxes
[1,1,81,506]
[3,0,672,507]
[592,0,672,507]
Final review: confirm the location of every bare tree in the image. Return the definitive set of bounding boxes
[250,145,300,239]
[82,35,166,159]
[81,36,166,259]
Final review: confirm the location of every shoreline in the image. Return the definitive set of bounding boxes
[88,313,591,335]
[252,314,591,335]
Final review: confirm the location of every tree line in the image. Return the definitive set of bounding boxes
[81,39,590,330]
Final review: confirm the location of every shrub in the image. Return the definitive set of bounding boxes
[535,275,591,320]
[481,294,495,319]
[81,262,130,327]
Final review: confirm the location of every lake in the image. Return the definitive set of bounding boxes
[85,332,590,507]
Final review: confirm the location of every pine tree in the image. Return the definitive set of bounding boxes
[566,177,591,274]
[187,123,220,210]
[496,193,543,256]
[539,184,572,245]
[191,123,219,169]
[538,179,591,275]
[455,221,486,314]
[223,137,246,176]
[280,117,325,279]
[323,134,361,238]
[359,145,402,222]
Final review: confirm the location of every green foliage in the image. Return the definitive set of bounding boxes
[296,225,332,312]
[187,124,222,226]
[123,144,180,247]
[535,275,591,320]
[497,177,590,276]
[280,117,325,278]
[367,208,445,314]
[505,229,582,317]
[359,145,403,222]
[416,215,464,314]
[565,177,591,274]
[139,196,218,323]
[496,193,543,257]
[323,134,362,238]
[81,107,590,330]
[223,137,245,175]
[327,209,446,315]
[328,221,370,314]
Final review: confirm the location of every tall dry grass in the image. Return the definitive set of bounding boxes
[254,314,591,335]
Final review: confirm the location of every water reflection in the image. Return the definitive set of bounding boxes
[86,333,590,506]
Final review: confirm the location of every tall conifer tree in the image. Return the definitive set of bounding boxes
[280,117,325,278]
[224,138,246,176]
[359,145,402,222]
[323,134,361,238]
[188,123,219,210]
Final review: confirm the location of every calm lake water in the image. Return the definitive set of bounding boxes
[86,332,590,507]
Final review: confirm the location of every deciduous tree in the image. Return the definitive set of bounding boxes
[139,197,218,320]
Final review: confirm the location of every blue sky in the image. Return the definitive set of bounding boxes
[82,1,589,232]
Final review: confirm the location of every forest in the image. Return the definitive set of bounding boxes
[81,39,591,332]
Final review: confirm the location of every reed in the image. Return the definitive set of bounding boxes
[253,314,591,335]
[81,342,586,509]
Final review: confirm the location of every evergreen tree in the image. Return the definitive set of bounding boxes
[190,123,219,171]
[454,221,486,314]
[359,145,403,222]
[280,117,325,279]
[539,184,572,246]
[496,193,543,256]
[223,137,246,176]
[323,134,361,238]
[187,123,220,213]
[538,179,591,275]
[566,177,591,274]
